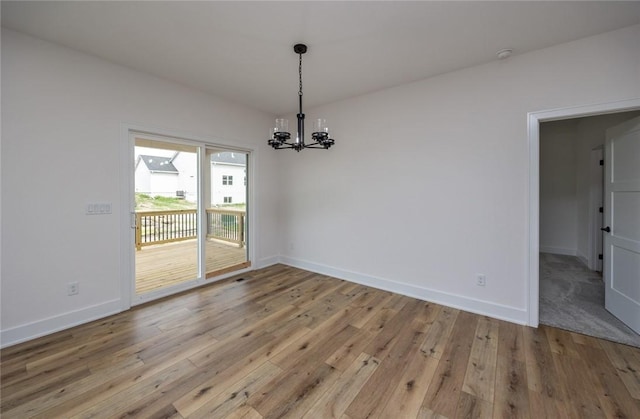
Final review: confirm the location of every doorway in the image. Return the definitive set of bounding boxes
[129,131,251,303]
[538,112,640,346]
[529,100,640,345]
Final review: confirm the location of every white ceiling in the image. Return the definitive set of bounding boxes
[2,1,639,115]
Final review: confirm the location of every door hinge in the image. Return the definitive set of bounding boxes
[599,254,603,260]
[131,212,137,229]
[599,159,604,166]
[599,207,603,213]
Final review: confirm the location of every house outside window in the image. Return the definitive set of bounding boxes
[210,152,246,206]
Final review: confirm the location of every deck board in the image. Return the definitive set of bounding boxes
[135,239,247,294]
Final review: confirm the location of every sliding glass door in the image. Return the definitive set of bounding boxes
[204,148,250,278]
[131,134,250,299]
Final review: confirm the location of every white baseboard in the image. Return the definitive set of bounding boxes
[1,256,529,348]
[539,246,577,256]
[0,256,281,349]
[255,255,280,269]
[576,252,589,268]
[0,299,123,349]
[279,256,528,325]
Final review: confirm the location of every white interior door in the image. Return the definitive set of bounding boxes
[604,116,640,334]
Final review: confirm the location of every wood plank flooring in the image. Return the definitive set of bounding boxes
[2,264,640,418]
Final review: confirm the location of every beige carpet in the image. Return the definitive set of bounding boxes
[539,252,640,348]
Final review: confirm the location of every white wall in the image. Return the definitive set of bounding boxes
[1,29,280,346]
[540,120,579,256]
[278,24,640,324]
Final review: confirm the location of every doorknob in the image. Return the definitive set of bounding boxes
[601,226,611,233]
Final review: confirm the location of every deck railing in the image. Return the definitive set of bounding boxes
[135,208,245,250]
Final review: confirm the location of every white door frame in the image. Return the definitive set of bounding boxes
[119,124,256,311]
[527,98,640,327]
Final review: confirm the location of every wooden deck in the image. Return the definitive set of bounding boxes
[135,239,247,294]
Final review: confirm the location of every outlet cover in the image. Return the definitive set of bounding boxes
[476,274,486,287]
[68,282,79,296]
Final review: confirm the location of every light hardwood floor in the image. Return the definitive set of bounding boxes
[2,264,640,418]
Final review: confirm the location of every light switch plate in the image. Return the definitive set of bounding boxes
[86,203,112,215]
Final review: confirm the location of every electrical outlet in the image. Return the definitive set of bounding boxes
[476,274,486,287]
[68,282,79,296]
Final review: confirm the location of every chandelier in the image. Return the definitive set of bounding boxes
[268,44,335,151]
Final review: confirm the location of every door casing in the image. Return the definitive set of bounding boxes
[527,98,640,327]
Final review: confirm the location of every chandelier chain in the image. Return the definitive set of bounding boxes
[298,53,303,97]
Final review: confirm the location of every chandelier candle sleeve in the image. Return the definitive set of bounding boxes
[313,118,329,134]
[275,118,289,134]
[268,44,336,152]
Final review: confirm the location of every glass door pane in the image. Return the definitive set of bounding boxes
[204,149,249,278]
[134,138,199,294]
